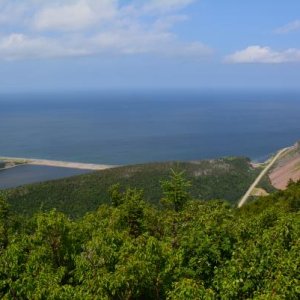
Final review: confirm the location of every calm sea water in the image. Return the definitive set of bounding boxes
[0,165,90,189]
[1,90,300,165]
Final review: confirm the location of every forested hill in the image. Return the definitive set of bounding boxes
[4,157,273,218]
[0,172,299,299]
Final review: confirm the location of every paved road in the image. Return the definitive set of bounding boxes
[238,147,292,208]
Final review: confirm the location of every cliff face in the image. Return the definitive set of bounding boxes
[269,143,300,190]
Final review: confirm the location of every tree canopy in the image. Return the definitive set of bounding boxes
[0,173,299,299]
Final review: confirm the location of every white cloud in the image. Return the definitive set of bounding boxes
[33,0,117,31]
[90,28,211,57]
[0,26,211,61]
[0,33,87,60]
[275,20,300,34]
[153,15,188,31]
[91,29,174,54]
[225,45,300,64]
[0,0,211,60]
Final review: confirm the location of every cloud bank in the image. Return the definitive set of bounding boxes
[225,46,300,64]
[0,0,212,60]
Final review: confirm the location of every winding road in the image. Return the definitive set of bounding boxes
[238,146,292,208]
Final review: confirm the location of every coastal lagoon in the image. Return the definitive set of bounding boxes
[0,165,91,189]
[1,90,300,166]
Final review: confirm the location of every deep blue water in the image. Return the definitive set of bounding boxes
[1,90,300,165]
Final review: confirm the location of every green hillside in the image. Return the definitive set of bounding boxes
[5,157,272,218]
[0,173,299,299]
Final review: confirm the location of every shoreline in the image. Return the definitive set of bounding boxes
[0,156,117,171]
[0,150,290,172]
[1,143,298,173]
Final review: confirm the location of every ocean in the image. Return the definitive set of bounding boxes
[1,90,300,165]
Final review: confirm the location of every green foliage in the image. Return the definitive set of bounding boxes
[118,187,146,237]
[161,169,191,212]
[109,183,124,207]
[167,278,215,300]
[0,192,9,249]
[5,157,263,218]
[0,173,299,299]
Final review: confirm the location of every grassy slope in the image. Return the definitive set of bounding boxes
[5,157,270,218]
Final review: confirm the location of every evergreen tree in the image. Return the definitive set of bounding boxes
[160,169,191,212]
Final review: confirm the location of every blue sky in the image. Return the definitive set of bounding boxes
[0,0,300,91]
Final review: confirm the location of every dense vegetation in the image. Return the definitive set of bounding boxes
[0,171,299,299]
[5,157,272,218]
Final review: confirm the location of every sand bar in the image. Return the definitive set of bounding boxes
[0,156,117,171]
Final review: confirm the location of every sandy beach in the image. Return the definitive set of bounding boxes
[0,156,117,171]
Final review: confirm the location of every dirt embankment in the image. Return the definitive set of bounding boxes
[269,142,300,190]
